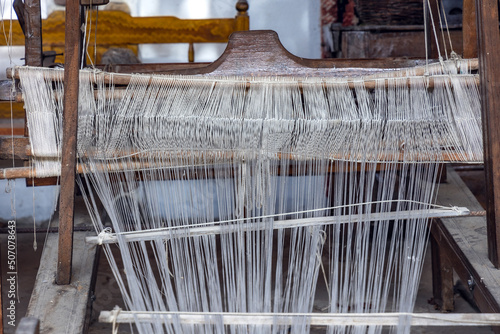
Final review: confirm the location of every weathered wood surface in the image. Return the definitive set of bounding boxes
[476,0,500,268]
[433,167,500,322]
[26,198,99,334]
[338,27,463,59]
[57,0,80,285]
[463,0,478,58]
[430,232,455,311]
[0,136,30,160]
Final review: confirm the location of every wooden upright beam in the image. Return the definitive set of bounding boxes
[24,0,42,67]
[463,0,478,58]
[476,0,500,268]
[56,0,81,285]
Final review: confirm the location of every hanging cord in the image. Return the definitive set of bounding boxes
[434,0,449,60]
[94,6,98,66]
[439,0,459,60]
[423,0,429,74]
[110,306,122,334]
[426,0,445,66]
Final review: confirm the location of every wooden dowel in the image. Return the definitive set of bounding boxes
[12,75,480,103]
[0,151,483,180]
[6,58,479,87]
[98,311,500,327]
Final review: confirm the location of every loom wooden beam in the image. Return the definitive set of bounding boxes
[95,58,435,75]
[476,0,500,268]
[56,0,80,285]
[13,0,26,35]
[24,0,42,67]
[23,0,43,138]
[463,0,478,58]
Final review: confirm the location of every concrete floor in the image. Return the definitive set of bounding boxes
[1,168,496,333]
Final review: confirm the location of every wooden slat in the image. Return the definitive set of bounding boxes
[476,0,500,268]
[56,0,80,285]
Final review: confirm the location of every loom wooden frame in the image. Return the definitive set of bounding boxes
[2,0,500,332]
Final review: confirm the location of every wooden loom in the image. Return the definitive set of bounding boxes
[2,0,500,332]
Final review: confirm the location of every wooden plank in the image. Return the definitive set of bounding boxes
[463,0,478,58]
[476,0,500,268]
[27,199,98,334]
[57,0,80,285]
[433,167,500,330]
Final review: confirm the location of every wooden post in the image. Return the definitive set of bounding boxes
[24,0,42,66]
[23,0,43,138]
[476,0,500,268]
[463,0,478,58]
[424,0,442,59]
[235,0,249,31]
[56,0,81,285]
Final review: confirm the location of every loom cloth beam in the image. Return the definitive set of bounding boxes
[476,0,500,268]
